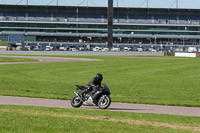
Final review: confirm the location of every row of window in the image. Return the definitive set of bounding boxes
[0,22,199,31]
[1,28,200,36]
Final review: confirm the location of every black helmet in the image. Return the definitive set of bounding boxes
[96,73,103,82]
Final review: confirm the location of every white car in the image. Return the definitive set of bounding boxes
[111,47,120,52]
[188,47,197,53]
[123,47,131,51]
[71,48,78,52]
[45,46,52,51]
[93,47,102,51]
[102,48,109,52]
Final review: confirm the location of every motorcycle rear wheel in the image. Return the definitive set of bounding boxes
[97,95,111,109]
[71,95,83,108]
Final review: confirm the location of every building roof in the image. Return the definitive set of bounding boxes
[0,4,199,11]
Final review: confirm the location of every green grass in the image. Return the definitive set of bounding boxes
[0,57,38,62]
[0,55,200,107]
[0,105,199,133]
[0,41,8,46]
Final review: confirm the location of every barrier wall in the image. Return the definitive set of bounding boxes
[167,52,200,57]
[0,51,164,56]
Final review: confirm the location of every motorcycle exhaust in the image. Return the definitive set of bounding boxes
[74,92,84,102]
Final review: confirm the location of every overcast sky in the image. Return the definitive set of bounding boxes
[0,0,200,9]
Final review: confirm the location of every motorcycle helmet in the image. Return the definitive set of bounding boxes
[96,73,103,82]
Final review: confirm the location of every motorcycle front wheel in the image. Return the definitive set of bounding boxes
[71,95,83,108]
[97,95,111,109]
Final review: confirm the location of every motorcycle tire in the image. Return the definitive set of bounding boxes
[97,95,111,109]
[71,95,83,108]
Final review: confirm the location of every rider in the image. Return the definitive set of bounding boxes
[87,73,103,91]
[81,73,103,99]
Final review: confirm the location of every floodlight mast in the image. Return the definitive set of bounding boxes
[176,0,178,8]
[107,0,113,50]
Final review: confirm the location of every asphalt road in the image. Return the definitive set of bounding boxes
[0,55,101,65]
[0,96,199,117]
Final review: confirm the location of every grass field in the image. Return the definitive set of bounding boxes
[0,105,199,133]
[0,55,200,107]
[0,41,8,46]
[0,57,38,62]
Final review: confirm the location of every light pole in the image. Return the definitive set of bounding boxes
[107,0,113,50]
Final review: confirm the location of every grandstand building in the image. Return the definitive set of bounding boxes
[0,4,200,45]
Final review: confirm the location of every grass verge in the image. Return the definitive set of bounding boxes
[0,57,38,62]
[0,41,8,46]
[0,105,200,133]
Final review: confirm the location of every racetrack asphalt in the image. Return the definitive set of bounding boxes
[0,96,199,117]
[0,55,101,65]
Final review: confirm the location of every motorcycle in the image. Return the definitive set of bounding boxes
[71,84,111,109]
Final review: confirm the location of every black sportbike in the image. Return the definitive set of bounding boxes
[71,84,111,109]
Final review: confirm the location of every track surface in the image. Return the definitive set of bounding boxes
[0,96,199,117]
[0,55,101,64]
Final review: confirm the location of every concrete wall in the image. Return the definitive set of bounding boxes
[167,52,200,57]
[0,51,164,56]
[0,46,7,51]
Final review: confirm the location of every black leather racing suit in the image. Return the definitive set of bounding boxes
[81,77,102,101]
[86,77,101,92]
[86,77,102,103]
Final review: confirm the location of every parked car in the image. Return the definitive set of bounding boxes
[93,47,102,52]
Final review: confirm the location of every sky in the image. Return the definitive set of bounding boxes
[0,0,200,9]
